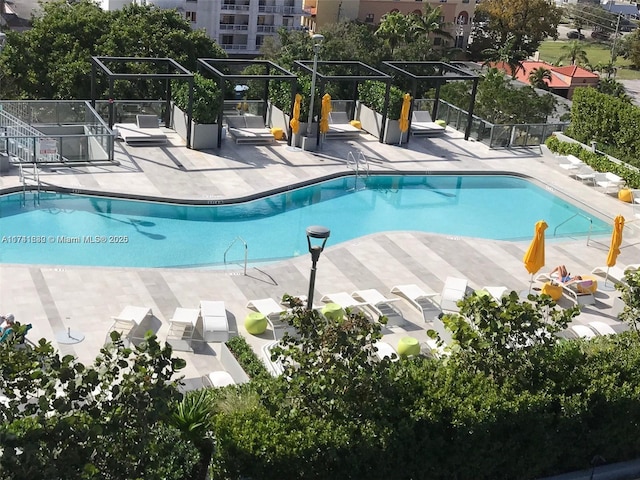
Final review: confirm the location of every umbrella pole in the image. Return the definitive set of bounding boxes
[528,273,534,294]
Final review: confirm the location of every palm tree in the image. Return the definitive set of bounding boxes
[482,34,528,78]
[529,67,552,89]
[170,390,216,480]
[410,4,453,45]
[559,40,589,66]
[375,12,411,55]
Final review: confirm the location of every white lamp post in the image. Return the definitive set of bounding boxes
[305,34,324,137]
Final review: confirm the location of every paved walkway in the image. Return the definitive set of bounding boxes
[1,128,639,387]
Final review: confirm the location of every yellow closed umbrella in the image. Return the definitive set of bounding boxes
[320,93,331,135]
[604,214,625,286]
[399,93,411,145]
[289,93,302,135]
[523,220,548,293]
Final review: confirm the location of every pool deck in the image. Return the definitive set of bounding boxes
[1,128,639,388]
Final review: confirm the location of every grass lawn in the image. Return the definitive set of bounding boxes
[538,40,640,80]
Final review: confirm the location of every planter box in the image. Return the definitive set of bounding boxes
[171,104,223,150]
[356,103,402,144]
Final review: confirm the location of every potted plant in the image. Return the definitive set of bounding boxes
[356,82,404,144]
[172,73,222,149]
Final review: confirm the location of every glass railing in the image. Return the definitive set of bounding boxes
[0,100,114,164]
[416,99,569,148]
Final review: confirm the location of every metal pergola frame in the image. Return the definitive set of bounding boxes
[197,59,297,148]
[383,61,479,144]
[90,56,194,148]
[293,60,392,146]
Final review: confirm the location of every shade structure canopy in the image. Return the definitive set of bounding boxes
[606,215,625,267]
[320,93,331,134]
[523,220,548,275]
[290,93,302,135]
[399,93,411,133]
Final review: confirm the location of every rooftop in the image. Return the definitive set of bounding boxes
[1,128,638,388]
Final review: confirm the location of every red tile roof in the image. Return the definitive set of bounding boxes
[491,61,599,89]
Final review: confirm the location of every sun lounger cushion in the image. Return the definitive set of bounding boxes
[411,110,446,135]
[136,114,160,129]
[224,115,274,145]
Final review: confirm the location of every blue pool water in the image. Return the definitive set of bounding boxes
[0,175,610,268]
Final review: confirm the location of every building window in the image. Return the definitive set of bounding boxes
[462,0,469,3]
[434,37,442,45]
[365,13,374,23]
[186,0,197,3]
[186,11,197,22]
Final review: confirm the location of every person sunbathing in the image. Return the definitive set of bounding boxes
[550,265,582,284]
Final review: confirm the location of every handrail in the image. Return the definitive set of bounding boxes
[224,236,248,275]
[357,151,370,177]
[553,212,593,245]
[347,151,358,176]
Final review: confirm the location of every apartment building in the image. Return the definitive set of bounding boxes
[99,0,309,56]
[302,0,477,49]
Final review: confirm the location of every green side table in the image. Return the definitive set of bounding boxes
[397,337,420,357]
[245,311,267,335]
[321,302,344,321]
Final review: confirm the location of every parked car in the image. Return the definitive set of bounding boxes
[567,30,585,39]
[591,30,610,40]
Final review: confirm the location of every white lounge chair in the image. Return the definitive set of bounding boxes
[632,189,640,219]
[351,288,403,325]
[591,263,640,285]
[202,371,235,388]
[594,172,625,194]
[390,284,439,321]
[440,276,469,312]
[246,298,291,340]
[224,115,275,145]
[561,279,596,305]
[113,115,167,146]
[199,300,230,343]
[106,305,152,343]
[588,321,617,336]
[320,292,369,315]
[569,324,597,339]
[167,307,200,350]
[410,110,445,136]
[574,165,596,184]
[558,154,584,171]
[480,286,509,301]
[372,341,398,362]
[326,111,362,138]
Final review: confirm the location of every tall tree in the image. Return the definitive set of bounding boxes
[560,40,589,66]
[375,11,412,55]
[475,0,562,56]
[481,33,528,78]
[0,0,224,100]
[529,66,552,89]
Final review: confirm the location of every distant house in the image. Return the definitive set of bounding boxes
[492,61,600,99]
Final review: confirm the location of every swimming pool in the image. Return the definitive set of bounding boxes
[0,175,610,268]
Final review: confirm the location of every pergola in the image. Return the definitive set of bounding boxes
[293,60,393,146]
[90,56,194,148]
[383,61,479,143]
[197,59,297,148]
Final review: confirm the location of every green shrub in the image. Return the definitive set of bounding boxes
[172,73,221,124]
[545,135,640,188]
[226,335,271,381]
[358,81,404,119]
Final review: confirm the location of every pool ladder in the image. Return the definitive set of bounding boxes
[554,212,593,245]
[19,162,41,206]
[224,236,248,275]
[347,150,369,178]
